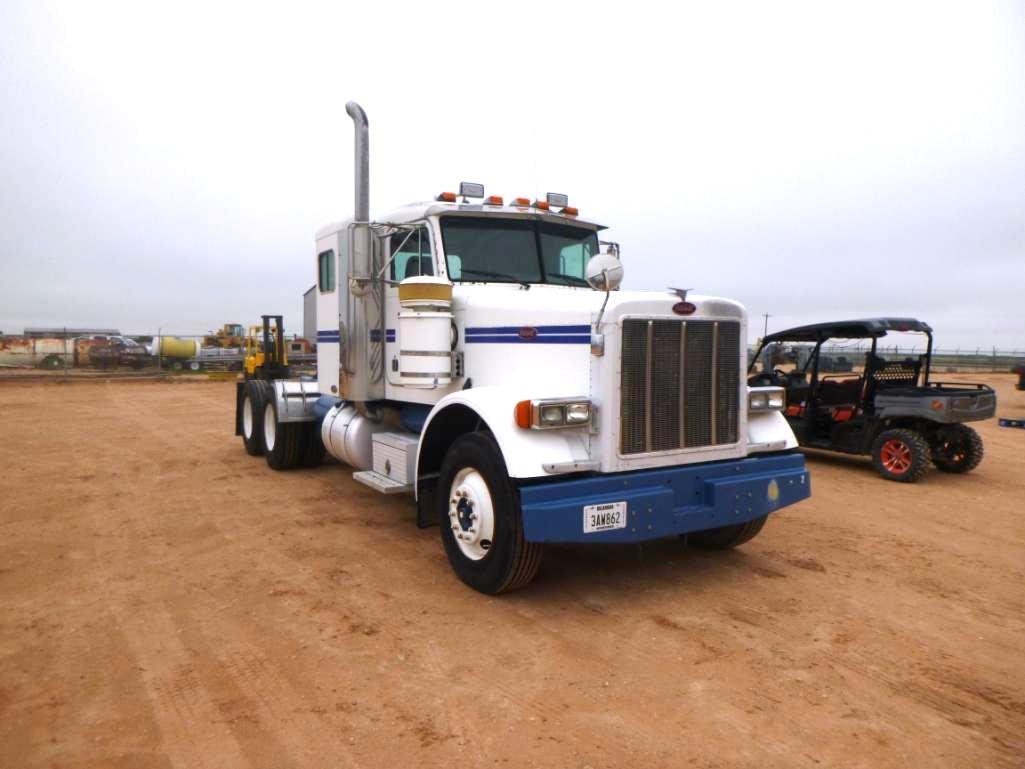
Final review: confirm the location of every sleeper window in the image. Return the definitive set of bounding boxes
[318,250,335,292]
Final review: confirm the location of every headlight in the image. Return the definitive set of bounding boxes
[515,398,592,429]
[539,404,566,425]
[748,386,786,412]
[565,403,591,424]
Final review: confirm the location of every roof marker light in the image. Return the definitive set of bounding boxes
[546,192,569,207]
[435,191,457,202]
[561,206,579,217]
[511,197,531,207]
[484,195,504,206]
[533,200,550,211]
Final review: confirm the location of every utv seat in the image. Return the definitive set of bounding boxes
[830,406,856,422]
[863,354,921,402]
[817,377,863,406]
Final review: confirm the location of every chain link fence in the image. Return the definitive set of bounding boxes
[0,327,316,379]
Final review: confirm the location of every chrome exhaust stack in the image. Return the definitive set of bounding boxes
[346,102,369,224]
[343,101,383,406]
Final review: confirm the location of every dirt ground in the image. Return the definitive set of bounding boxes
[1,375,1023,769]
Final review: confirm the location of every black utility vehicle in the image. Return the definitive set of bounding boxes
[749,318,996,482]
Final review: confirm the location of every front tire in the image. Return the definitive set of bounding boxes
[437,433,542,594]
[931,425,984,473]
[685,515,768,549]
[871,428,931,482]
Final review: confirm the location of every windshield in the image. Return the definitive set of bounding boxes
[440,216,599,286]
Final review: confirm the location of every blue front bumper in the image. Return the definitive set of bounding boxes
[519,452,810,544]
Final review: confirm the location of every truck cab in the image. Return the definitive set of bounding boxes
[236,103,811,594]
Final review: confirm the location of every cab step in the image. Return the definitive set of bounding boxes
[352,470,412,494]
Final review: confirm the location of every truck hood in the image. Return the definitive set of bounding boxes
[454,283,744,327]
[452,284,745,396]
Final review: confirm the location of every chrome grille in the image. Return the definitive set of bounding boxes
[620,319,740,455]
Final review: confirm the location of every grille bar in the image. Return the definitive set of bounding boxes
[710,321,719,446]
[620,319,740,455]
[678,322,687,449]
[644,321,653,451]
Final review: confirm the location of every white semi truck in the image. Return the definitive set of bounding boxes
[236,102,810,594]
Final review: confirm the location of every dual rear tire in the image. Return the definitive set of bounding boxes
[239,379,324,469]
[263,398,301,470]
[240,380,269,456]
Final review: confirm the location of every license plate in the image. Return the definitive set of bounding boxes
[583,501,628,534]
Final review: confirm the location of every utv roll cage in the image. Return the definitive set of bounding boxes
[750,317,934,387]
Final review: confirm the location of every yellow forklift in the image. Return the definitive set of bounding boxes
[243,315,290,379]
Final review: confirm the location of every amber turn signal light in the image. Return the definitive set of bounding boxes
[514,400,533,428]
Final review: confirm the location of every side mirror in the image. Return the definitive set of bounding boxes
[585,250,624,292]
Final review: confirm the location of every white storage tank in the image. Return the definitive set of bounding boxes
[397,276,454,387]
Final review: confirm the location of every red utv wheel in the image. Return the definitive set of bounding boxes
[871,429,931,483]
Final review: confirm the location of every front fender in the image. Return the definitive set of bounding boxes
[416,386,593,481]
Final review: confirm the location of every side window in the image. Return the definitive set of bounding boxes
[390,228,434,281]
[558,243,586,277]
[318,250,335,292]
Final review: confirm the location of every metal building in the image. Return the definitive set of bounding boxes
[302,285,316,341]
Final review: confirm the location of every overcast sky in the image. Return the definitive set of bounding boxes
[1,1,1023,348]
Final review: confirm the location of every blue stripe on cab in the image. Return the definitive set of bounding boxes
[465,335,590,344]
[465,325,590,335]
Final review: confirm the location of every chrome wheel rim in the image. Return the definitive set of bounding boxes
[263,402,276,451]
[448,467,495,561]
[242,396,253,438]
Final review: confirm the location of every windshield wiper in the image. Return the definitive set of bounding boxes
[460,268,530,287]
[546,272,589,287]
